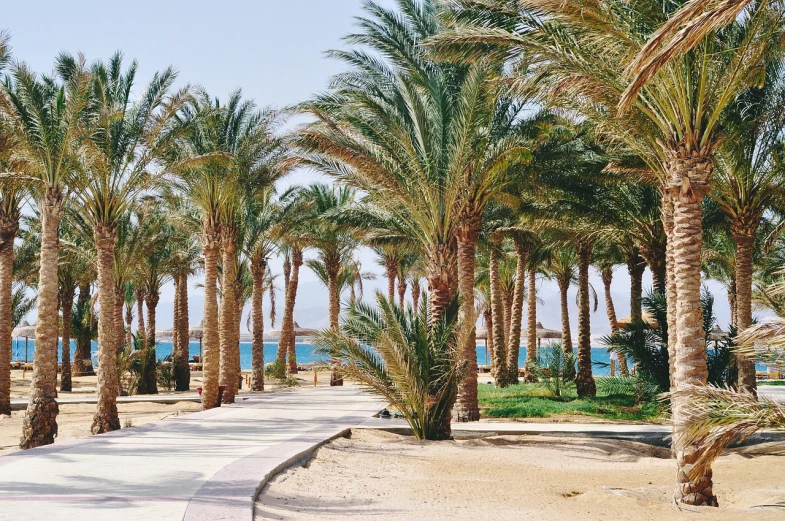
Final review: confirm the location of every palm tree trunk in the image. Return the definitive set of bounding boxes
[288,248,303,374]
[234,293,243,393]
[73,284,91,377]
[0,217,18,415]
[426,242,456,440]
[219,228,238,403]
[20,192,62,449]
[524,268,537,382]
[506,243,528,385]
[456,223,480,419]
[489,241,508,387]
[386,258,397,303]
[146,292,158,350]
[251,260,266,391]
[174,273,190,391]
[278,246,302,373]
[668,155,716,507]
[143,290,159,395]
[89,225,120,435]
[327,262,344,386]
[557,277,573,353]
[646,252,667,295]
[201,226,221,409]
[411,279,421,312]
[60,286,75,392]
[484,309,494,365]
[575,239,596,398]
[601,268,628,376]
[662,193,677,389]
[728,276,737,329]
[732,230,757,395]
[124,297,133,348]
[397,277,406,308]
[628,253,646,320]
[136,289,146,351]
[502,292,512,353]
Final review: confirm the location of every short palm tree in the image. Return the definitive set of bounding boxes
[315,293,463,441]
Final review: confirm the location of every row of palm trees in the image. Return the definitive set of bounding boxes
[3,0,785,507]
[298,0,785,508]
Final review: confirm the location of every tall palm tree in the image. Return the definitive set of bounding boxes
[434,1,784,503]
[299,183,357,385]
[172,90,247,408]
[545,246,577,356]
[0,55,92,448]
[710,63,785,394]
[63,53,183,430]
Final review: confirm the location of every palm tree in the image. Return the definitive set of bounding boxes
[545,246,577,356]
[172,90,246,408]
[594,242,629,376]
[0,55,92,448]
[433,1,783,502]
[0,142,23,412]
[60,52,184,431]
[299,183,357,385]
[709,64,785,394]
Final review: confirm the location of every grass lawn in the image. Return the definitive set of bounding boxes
[758,380,785,386]
[477,379,663,422]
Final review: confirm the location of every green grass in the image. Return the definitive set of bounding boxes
[477,380,663,422]
[758,380,785,386]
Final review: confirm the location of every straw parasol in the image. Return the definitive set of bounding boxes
[708,324,728,343]
[616,310,659,329]
[12,321,35,339]
[265,321,319,340]
[12,321,35,363]
[521,321,562,349]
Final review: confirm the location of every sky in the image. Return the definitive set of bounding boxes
[8,1,732,337]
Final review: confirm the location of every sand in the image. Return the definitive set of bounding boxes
[256,429,785,521]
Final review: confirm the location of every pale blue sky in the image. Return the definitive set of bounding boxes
[9,0,731,335]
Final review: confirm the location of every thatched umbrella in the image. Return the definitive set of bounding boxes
[616,311,658,329]
[476,327,489,366]
[156,323,205,362]
[265,321,319,340]
[523,321,562,349]
[708,324,728,343]
[12,321,35,363]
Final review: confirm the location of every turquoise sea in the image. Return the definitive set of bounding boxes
[13,339,625,376]
[13,339,768,376]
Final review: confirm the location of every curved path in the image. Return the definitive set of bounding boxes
[0,386,383,521]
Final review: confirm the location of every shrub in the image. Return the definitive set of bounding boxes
[534,344,576,397]
[315,292,463,440]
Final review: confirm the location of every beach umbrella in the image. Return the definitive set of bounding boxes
[156,328,174,340]
[12,321,35,363]
[616,311,658,329]
[523,321,562,349]
[265,321,319,340]
[708,324,728,343]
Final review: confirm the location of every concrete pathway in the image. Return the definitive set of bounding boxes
[9,394,212,410]
[0,386,383,521]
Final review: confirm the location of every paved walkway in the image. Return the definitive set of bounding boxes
[0,386,383,521]
[9,394,210,409]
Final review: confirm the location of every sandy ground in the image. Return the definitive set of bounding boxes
[0,368,328,455]
[256,429,785,521]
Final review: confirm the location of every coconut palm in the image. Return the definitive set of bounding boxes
[0,54,93,448]
[434,1,784,502]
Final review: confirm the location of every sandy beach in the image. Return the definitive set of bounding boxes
[256,429,785,521]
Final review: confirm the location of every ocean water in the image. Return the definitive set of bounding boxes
[13,338,623,376]
[12,338,768,377]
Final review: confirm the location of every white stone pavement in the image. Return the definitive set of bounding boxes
[0,386,384,521]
